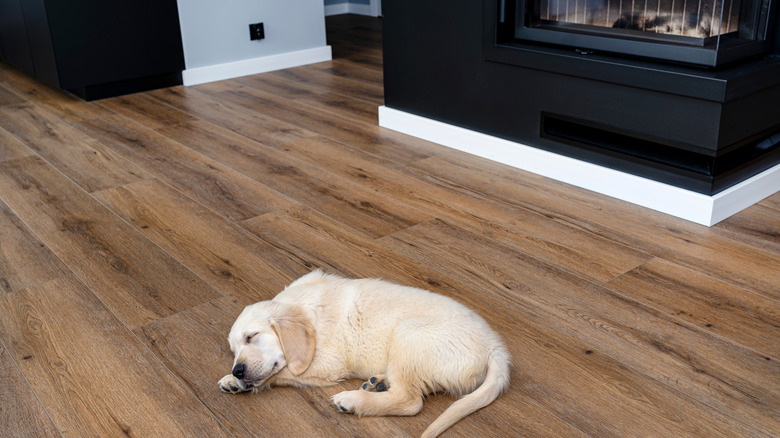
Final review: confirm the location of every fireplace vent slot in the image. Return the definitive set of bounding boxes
[541,114,715,175]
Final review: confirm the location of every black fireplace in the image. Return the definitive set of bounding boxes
[382,0,780,196]
[501,0,776,66]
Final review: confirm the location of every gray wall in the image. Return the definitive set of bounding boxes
[176,0,327,69]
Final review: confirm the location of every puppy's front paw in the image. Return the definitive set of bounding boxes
[332,390,361,414]
[218,374,245,394]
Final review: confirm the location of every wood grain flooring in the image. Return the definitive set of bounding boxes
[0,14,777,438]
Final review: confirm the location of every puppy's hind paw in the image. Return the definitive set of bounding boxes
[360,375,388,392]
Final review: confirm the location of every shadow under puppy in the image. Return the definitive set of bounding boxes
[219,270,511,438]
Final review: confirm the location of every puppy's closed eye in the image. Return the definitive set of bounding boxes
[245,332,259,343]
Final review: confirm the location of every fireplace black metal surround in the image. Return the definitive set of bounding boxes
[382,0,780,195]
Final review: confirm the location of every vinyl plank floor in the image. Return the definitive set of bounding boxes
[0,127,34,164]
[0,199,69,294]
[267,66,385,105]
[0,62,104,122]
[0,104,151,193]
[407,153,780,299]
[95,179,308,306]
[305,59,384,87]
[76,114,294,222]
[194,81,440,165]
[273,136,651,283]
[0,156,221,329]
[0,276,232,437]
[714,203,780,255]
[148,85,316,147]
[157,120,431,238]
[0,342,61,438]
[760,192,780,210]
[96,92,197,130]
[604,257,780,359]
[235,73,380,125]
[0,14,776,438]
[0,83,25,106]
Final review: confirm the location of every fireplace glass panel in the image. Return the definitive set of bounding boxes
[502,0,776,65]
[535,0,741,41]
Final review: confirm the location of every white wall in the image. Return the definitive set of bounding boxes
[176,0,331,85]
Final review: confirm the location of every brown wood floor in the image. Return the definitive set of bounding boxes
[1,14,778,438]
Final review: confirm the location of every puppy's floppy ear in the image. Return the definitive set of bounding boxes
[270,306,316,376]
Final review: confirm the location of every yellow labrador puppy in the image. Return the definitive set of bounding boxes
[219,270,510,438]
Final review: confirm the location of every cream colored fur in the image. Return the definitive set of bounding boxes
[219,270,511,438]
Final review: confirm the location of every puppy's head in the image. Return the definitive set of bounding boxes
[227,301,316,391]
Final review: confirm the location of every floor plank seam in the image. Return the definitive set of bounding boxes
[0,331,66,438]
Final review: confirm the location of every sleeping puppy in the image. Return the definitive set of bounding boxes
[219,270,511,438]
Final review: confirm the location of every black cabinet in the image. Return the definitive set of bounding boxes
[0,0,185,100]
[0,0,35,76]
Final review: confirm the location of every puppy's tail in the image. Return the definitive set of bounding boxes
[421,347,511,438]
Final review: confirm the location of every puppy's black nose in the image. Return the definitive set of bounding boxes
[232,364,245,379]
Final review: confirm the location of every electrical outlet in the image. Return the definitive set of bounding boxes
[249,22,264,41]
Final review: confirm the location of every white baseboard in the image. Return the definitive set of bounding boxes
[378,106,780,226]
[182,46,333,86]
[325,3,375,17]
